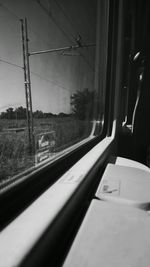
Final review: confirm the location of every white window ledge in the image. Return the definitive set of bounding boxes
[0,136,113,267]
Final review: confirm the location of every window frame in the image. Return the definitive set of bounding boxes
[0,0,127,265]
[0,0,112,215]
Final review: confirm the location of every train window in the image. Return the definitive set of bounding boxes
[0,0,109,186]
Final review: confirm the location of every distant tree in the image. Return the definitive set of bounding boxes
[58,112,70,118]
[15,106,26,119]
[43,112,55,118]
[0,106,59,120]
[6,107,15,119]
[71,88,95,120]
[0,112,6,119]
[33,110,44,118]
[0,106,26,119]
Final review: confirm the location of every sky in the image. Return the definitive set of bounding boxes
[0,0,96,114]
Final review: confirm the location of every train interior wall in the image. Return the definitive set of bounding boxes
[117,0,150,167]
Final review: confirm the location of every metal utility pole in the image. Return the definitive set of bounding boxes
[20,18,34,153]
[20,17,95,153]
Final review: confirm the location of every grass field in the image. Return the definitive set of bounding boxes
[0,118,91,183]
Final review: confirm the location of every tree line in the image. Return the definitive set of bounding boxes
[0,106,70,119]
[0,89,96,120]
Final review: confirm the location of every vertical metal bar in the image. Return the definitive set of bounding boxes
[113,0,125,133]
[20,19,31,149]
[20,18,34,153]
[92,0,110,134]
[24,18,34,152]
[125,4,136,123]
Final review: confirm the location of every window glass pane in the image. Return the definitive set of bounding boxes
[0,0,99,182]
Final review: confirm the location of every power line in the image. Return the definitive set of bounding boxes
[53,0,96,71]
[0,57,73,92]
[0,1,52,49]
[0,2,20,20]
[0,58,23,69]
[0,1,95,87]
[36,0,74,43]
[30,71,71,92]
[54,0,95,54]
[0,4,72,90]
[0,1,95,71]
[36,0,95,72]
[54,0,81,40]
[0,57,72,92]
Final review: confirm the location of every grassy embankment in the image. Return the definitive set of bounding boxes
[0,118,91,182]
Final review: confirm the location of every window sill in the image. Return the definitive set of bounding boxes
[0,136,114,267]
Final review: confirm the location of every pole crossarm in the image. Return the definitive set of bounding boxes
[29,43,95,56]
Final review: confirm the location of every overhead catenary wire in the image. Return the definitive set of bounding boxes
[53,0,96,70]
[36,0,95,72]
[0,58,23,70]
[0,3,73,91]
[54,0,96,66]
[54,0,93,47]
[36,0,75,44]
[46,0,96,47]
[0,1,52,50]
[0,0,95,71]
[0,0,95,89]
[54,0,79,37]
[0,56,71,92]
[30,71,71,92]
[0,2,20,20]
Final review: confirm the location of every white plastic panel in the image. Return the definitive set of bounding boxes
[95,163,150,209]
[115,156,150,172]
[63,200,150,267]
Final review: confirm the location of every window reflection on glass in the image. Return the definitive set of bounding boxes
[0,0,98,182]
